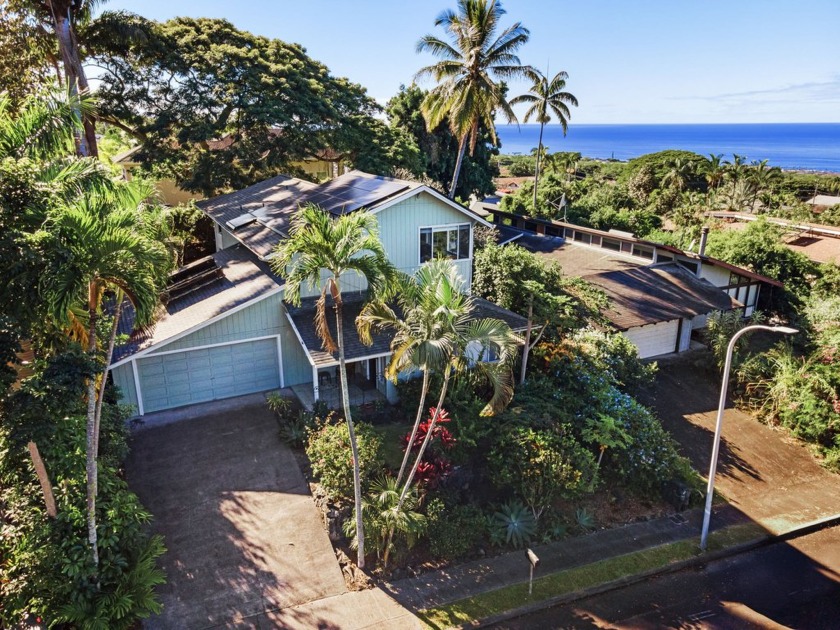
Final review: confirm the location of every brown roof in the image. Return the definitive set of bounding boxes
[585,264,740,331]
[783,234,840,264]
[516,232,644,276]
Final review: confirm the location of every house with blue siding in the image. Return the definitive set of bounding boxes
[110,171,526,415]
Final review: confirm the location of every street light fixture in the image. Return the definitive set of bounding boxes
[699,324,798,551]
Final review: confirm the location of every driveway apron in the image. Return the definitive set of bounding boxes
[126,403,347,628]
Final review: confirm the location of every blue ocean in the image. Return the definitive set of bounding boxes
[495,123,840,173]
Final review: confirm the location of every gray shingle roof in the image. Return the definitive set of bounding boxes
[286,294,528,368]
[585,264,741,331]
[113,247,283,364]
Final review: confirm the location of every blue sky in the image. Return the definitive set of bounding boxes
[102,0,840,124]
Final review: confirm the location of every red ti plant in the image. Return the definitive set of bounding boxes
[400,407,456,488]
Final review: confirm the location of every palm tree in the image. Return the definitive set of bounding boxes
[360,259,520,562]
[509,68,578,212]
[704,153,727,194]
[662,157,694,193]
[416,0,530,198]
[42,185,171,568]
[357,260,464,487]
[271,205,395,569]
[747,159,782,212]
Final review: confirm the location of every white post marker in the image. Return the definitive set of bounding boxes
[699,324,797,551]
[526,548,540,596]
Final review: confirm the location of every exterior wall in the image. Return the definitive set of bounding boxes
[677,317,693,352]
[699,263,732,288]
[215,226,239,251]
[279,307,314,386]
[376,191,475,288]
[148,294,285,352]
[144,292,311,388]
[298,158,342,182]
[112,363,139,412]
[115,291,318,413]
[621,319,679,359]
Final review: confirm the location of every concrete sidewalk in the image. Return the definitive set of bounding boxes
[382,504,748,614]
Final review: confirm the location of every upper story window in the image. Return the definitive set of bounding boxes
[420,224,471,263]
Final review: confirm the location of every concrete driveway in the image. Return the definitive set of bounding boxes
[646,352,840,532]
[126,401,347,628]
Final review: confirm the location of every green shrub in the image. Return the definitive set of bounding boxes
[606,400,694,497]
[305,414,383,500]
[425,498,487,560]
[574,329,657,395]
[489,426,598,521]
[0,350,165,628]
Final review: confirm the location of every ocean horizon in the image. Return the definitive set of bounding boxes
[495,123,840,173]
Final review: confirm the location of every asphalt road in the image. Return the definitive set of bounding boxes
[490,525,840,629]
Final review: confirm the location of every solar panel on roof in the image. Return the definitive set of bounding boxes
[226,213,257,231]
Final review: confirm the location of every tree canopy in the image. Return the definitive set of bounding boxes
[94,17,416,195]
[386,84,498,198]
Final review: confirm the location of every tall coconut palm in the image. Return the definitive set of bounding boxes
[16,0,100,155]
[271,205,395,569]
[416,0,530,198]
[509,68,578,212]
[42,185,171,568]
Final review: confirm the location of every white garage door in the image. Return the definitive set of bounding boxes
[621,320,679,359]
[138,338,280,413]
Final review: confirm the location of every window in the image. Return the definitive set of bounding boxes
[677,259,699,274]
[420,224,470,263]
[601,238,621,252]
[631,244,654,259]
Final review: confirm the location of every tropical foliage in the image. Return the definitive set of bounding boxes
[271,205,395,568]
[416,0,530,196]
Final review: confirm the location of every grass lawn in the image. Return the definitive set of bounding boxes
[373,422,414,470]
[418,522,766,629]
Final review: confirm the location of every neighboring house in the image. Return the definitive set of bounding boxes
[707,210,840,264]
[113,141,345,206]
[110,171,526,416]
[472,203,781,359]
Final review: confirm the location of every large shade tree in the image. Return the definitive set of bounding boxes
[386,83,499,199]
[271,205,396,568]
[94,17,414,195]
[509,68,578,211]
[416,0,530,198]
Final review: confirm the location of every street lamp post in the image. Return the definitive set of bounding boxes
[699,324,798,551]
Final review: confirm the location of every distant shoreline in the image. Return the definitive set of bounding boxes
[496,152,840,177]
[495,122,840,174]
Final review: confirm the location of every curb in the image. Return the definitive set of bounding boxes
[463,513,840,629]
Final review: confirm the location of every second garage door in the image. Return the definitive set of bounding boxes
[621,319,679,359]
[138,338,281,413]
